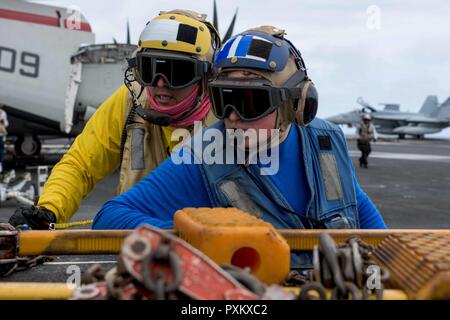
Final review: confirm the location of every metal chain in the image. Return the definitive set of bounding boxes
[1,255,54,277]
[106,273,128,300]
[75,236,184,300]
[221,264,267,297]
[139,236,183,300]
[283,270,313,287]
[15,256,54,271]
[298,282,327,300]
[298,233,389,300]
[81,264,106,285]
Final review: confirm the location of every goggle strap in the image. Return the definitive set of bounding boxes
[283,69,307,88]
[284,38,308,73]
[127,57,137,68]
[197,61,211,75]
[281,87,301,102]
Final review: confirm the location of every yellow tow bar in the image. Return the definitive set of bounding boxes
[17,229,450,256]
[0,282,408,300]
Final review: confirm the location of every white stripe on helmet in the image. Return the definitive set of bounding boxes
[227,35,243,58]
[139,19,180,43]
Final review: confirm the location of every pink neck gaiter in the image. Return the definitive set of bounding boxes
[146,85,211,128]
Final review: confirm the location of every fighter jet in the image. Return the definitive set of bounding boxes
[326,96,450,139]
[0,0,136,156]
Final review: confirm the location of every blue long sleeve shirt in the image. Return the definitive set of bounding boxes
[93,126,387,230]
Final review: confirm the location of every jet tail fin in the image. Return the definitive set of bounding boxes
[223,8,238,42]
[356,97,377,112]
[419,95,438,116]
[213,0,219,30]
[126,19,131,45]
[433,97,450,120]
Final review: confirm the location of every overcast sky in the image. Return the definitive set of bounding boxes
[39,0,450,118]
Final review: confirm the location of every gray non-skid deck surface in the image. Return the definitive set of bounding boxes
[4,255,117,283]
[0,137,449,282]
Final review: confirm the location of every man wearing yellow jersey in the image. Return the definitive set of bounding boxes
[8,10,220,229]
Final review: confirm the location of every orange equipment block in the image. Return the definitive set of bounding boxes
[173,207,290,285]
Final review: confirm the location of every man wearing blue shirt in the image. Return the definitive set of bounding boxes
[93,26,386,240]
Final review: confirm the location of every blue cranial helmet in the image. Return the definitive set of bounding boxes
[212,26,318,127]
[214,30,291,72]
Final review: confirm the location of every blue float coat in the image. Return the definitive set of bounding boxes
[93,125,387,230]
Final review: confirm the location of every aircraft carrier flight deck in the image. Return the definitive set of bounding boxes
[0,136,448,229]
[0,136,449,282]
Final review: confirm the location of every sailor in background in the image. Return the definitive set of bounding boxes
[357,113,377,169]
[0,106,9,173]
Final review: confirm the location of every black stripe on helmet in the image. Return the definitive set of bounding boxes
[247,39,273,60]
[177,23,198,45]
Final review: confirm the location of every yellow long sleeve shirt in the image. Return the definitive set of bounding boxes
[37,85,175,222]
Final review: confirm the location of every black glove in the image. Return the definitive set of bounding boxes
[8,205,56,230]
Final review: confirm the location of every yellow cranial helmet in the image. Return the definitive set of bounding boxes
[138,10,220,62]
[130,10,221,89]
[123,10,221,127]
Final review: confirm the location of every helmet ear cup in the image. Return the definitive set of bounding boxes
[295,80,318,126]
